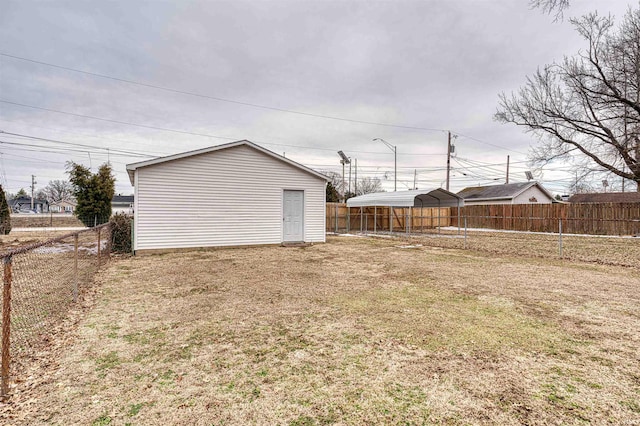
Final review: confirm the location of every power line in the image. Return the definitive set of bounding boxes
[0,52,448,132]
[0,99,237,141]
[0,151,66,165]
[1,53,532,155]
[0,138,146,158]
[0,117,177,155]
[455,131,529,155]
[0,103,451,157]
[0,131,153,158]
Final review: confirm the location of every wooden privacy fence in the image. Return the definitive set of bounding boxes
[326,203,452,233]
[326,202,640,236]
[452,203,640,236]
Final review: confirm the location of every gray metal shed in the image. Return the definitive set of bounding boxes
[345,189,464,233]
[347,189,463,208]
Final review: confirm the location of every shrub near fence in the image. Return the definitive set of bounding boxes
[0,224,111,398]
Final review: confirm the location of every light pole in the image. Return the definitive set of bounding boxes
[373,138,397,191]
[337,151,351,200]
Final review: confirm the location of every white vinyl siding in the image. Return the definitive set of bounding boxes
[133,144,325,250]
[513,187,553,204]
[464,187,555,205]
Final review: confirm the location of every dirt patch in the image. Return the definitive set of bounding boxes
[1,236,639,425]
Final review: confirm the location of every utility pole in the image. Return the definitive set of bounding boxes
[30,175,36,211]
[341,161,346,199]
[414,169,417,189]
[394,146,397,192]
[506,155,510,184]
[337,151,350,201]
[372,138,397,191]
[348,159,352,196]
[446,132,452,191]
[354,158,358,196]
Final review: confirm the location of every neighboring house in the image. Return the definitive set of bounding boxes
[568,192,640,203]
[9,196,49,213]
[49,199,77,213]
[126,140,328,252]
[457,182,555,205]
[112,195,134,214]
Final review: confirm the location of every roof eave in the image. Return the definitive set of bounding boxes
[125,140,329,186]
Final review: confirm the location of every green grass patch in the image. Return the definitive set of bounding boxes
[95,351,121,374]
[91,414,112,426]
[621,399,640,413]
[335,284,568,355]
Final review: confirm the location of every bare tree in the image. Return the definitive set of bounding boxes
[356,177,383,196]
[530,0,570,21]
[39,179,75,203]
[320,171,346,196]
[496,8,640,191]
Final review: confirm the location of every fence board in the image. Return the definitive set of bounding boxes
[449,202,640,236]
[329,202,639,236]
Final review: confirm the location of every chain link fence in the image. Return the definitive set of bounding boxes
[0,224,111,398]
[327,204,640,268]
[8,213,111,229]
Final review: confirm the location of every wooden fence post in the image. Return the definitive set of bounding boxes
[2,256,12,399]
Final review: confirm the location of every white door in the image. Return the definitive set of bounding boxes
[283,190,304,242]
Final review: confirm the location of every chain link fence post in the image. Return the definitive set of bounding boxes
[97,227,102,268]
[559,219,563,258]
[2,256,13,399]
[464,216,468,250]
[73,234,79,303]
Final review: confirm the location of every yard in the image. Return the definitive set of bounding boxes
[2,235,639,425]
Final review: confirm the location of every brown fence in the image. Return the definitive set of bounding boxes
[327,202,640,236]
[326,203,452,233]
[0,224,111,399]
[452,203,640,236]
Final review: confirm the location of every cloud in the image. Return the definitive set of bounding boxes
[0,0,632,195]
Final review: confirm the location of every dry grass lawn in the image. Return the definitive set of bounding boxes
[2,235,640,425]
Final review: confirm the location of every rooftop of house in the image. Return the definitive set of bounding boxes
[112,195,134,204]
[568,192,640,203]
[457,182,548,200]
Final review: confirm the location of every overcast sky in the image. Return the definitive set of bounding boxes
[0,0,634,196]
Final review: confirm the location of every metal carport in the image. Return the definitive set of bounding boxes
[345,189,464,234]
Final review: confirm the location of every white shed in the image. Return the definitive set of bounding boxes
[126,140,328,252]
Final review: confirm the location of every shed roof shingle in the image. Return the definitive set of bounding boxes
[568,192,640,203]
[457,182,539,200]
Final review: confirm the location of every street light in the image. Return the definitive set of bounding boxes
[337,151,351,200]
[373,138,397,191]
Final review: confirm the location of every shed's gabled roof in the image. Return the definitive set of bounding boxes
[126,140,329,185]
[346,189,464,208]
[457,182,554,201]
[568,192,640,203]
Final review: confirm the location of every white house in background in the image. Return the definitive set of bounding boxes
[457,182,555,205]
[126,140,328,253]
[111,195,134,214]
[49,199,76,213]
